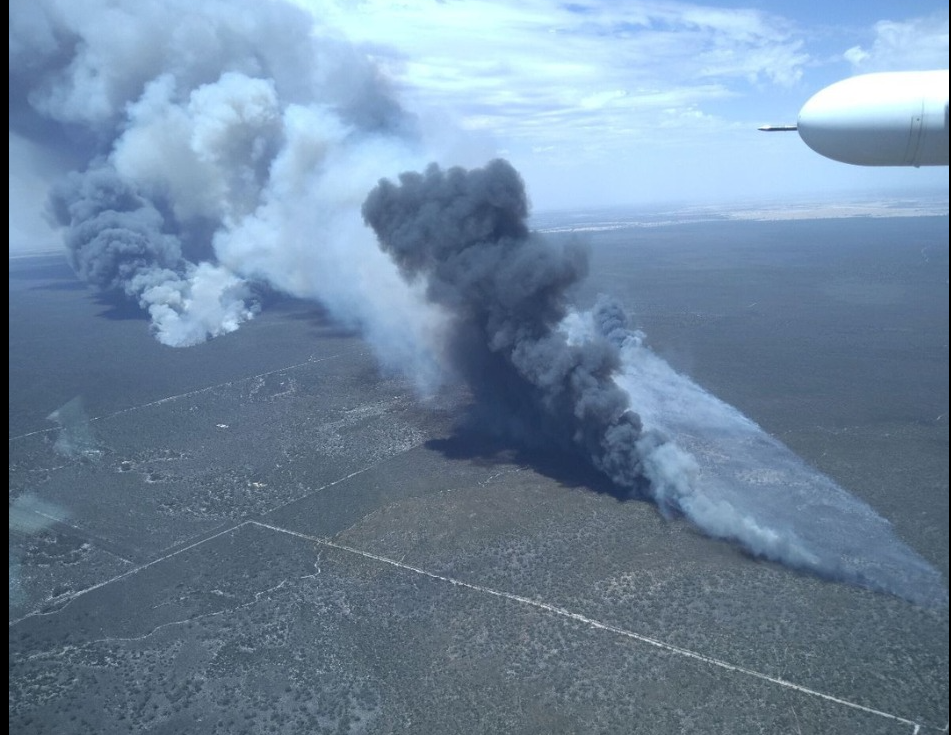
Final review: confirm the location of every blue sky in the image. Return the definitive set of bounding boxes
[8,0,949,253]
[295,0,949,211]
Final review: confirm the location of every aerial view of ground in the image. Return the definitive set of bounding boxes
[9,212,949,734]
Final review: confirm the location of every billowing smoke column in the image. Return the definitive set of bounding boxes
[47,166,257,346]
[364,159,947,607]
[359,159,703,504]
[9,0,451,372]
[363,160,647,489]
[11,0,945,606]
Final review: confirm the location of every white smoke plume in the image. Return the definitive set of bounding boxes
[578,304,946,605]
[10,0,456,381]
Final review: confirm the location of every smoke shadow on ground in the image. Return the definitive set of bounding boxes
[278,309,361,339]
[247,292,359,339]
[93,294,152,321]
[10,259,78,283]
[29,280,88,292]
[426,425,645,502]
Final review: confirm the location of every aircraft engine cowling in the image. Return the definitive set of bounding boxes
[797,70,949,167]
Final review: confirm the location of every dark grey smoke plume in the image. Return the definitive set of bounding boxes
[10,0,454,359]
[11,1,944,605]
[46,164,258,346]
[364,159,947,607]
[49,167,183,291]
[363,159,648,490]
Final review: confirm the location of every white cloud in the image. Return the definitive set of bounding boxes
[298,0,809,152]
[844,10,949,72]
[285,1,951,211]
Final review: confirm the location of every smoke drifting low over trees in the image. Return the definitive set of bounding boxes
[10,0,945,605]
[363,160,946,607]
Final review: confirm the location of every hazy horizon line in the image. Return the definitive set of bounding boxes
[10,193,949,257]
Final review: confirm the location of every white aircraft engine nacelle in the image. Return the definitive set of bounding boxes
[797,70,950,167]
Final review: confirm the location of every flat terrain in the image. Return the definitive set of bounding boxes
[9,214,949,734]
